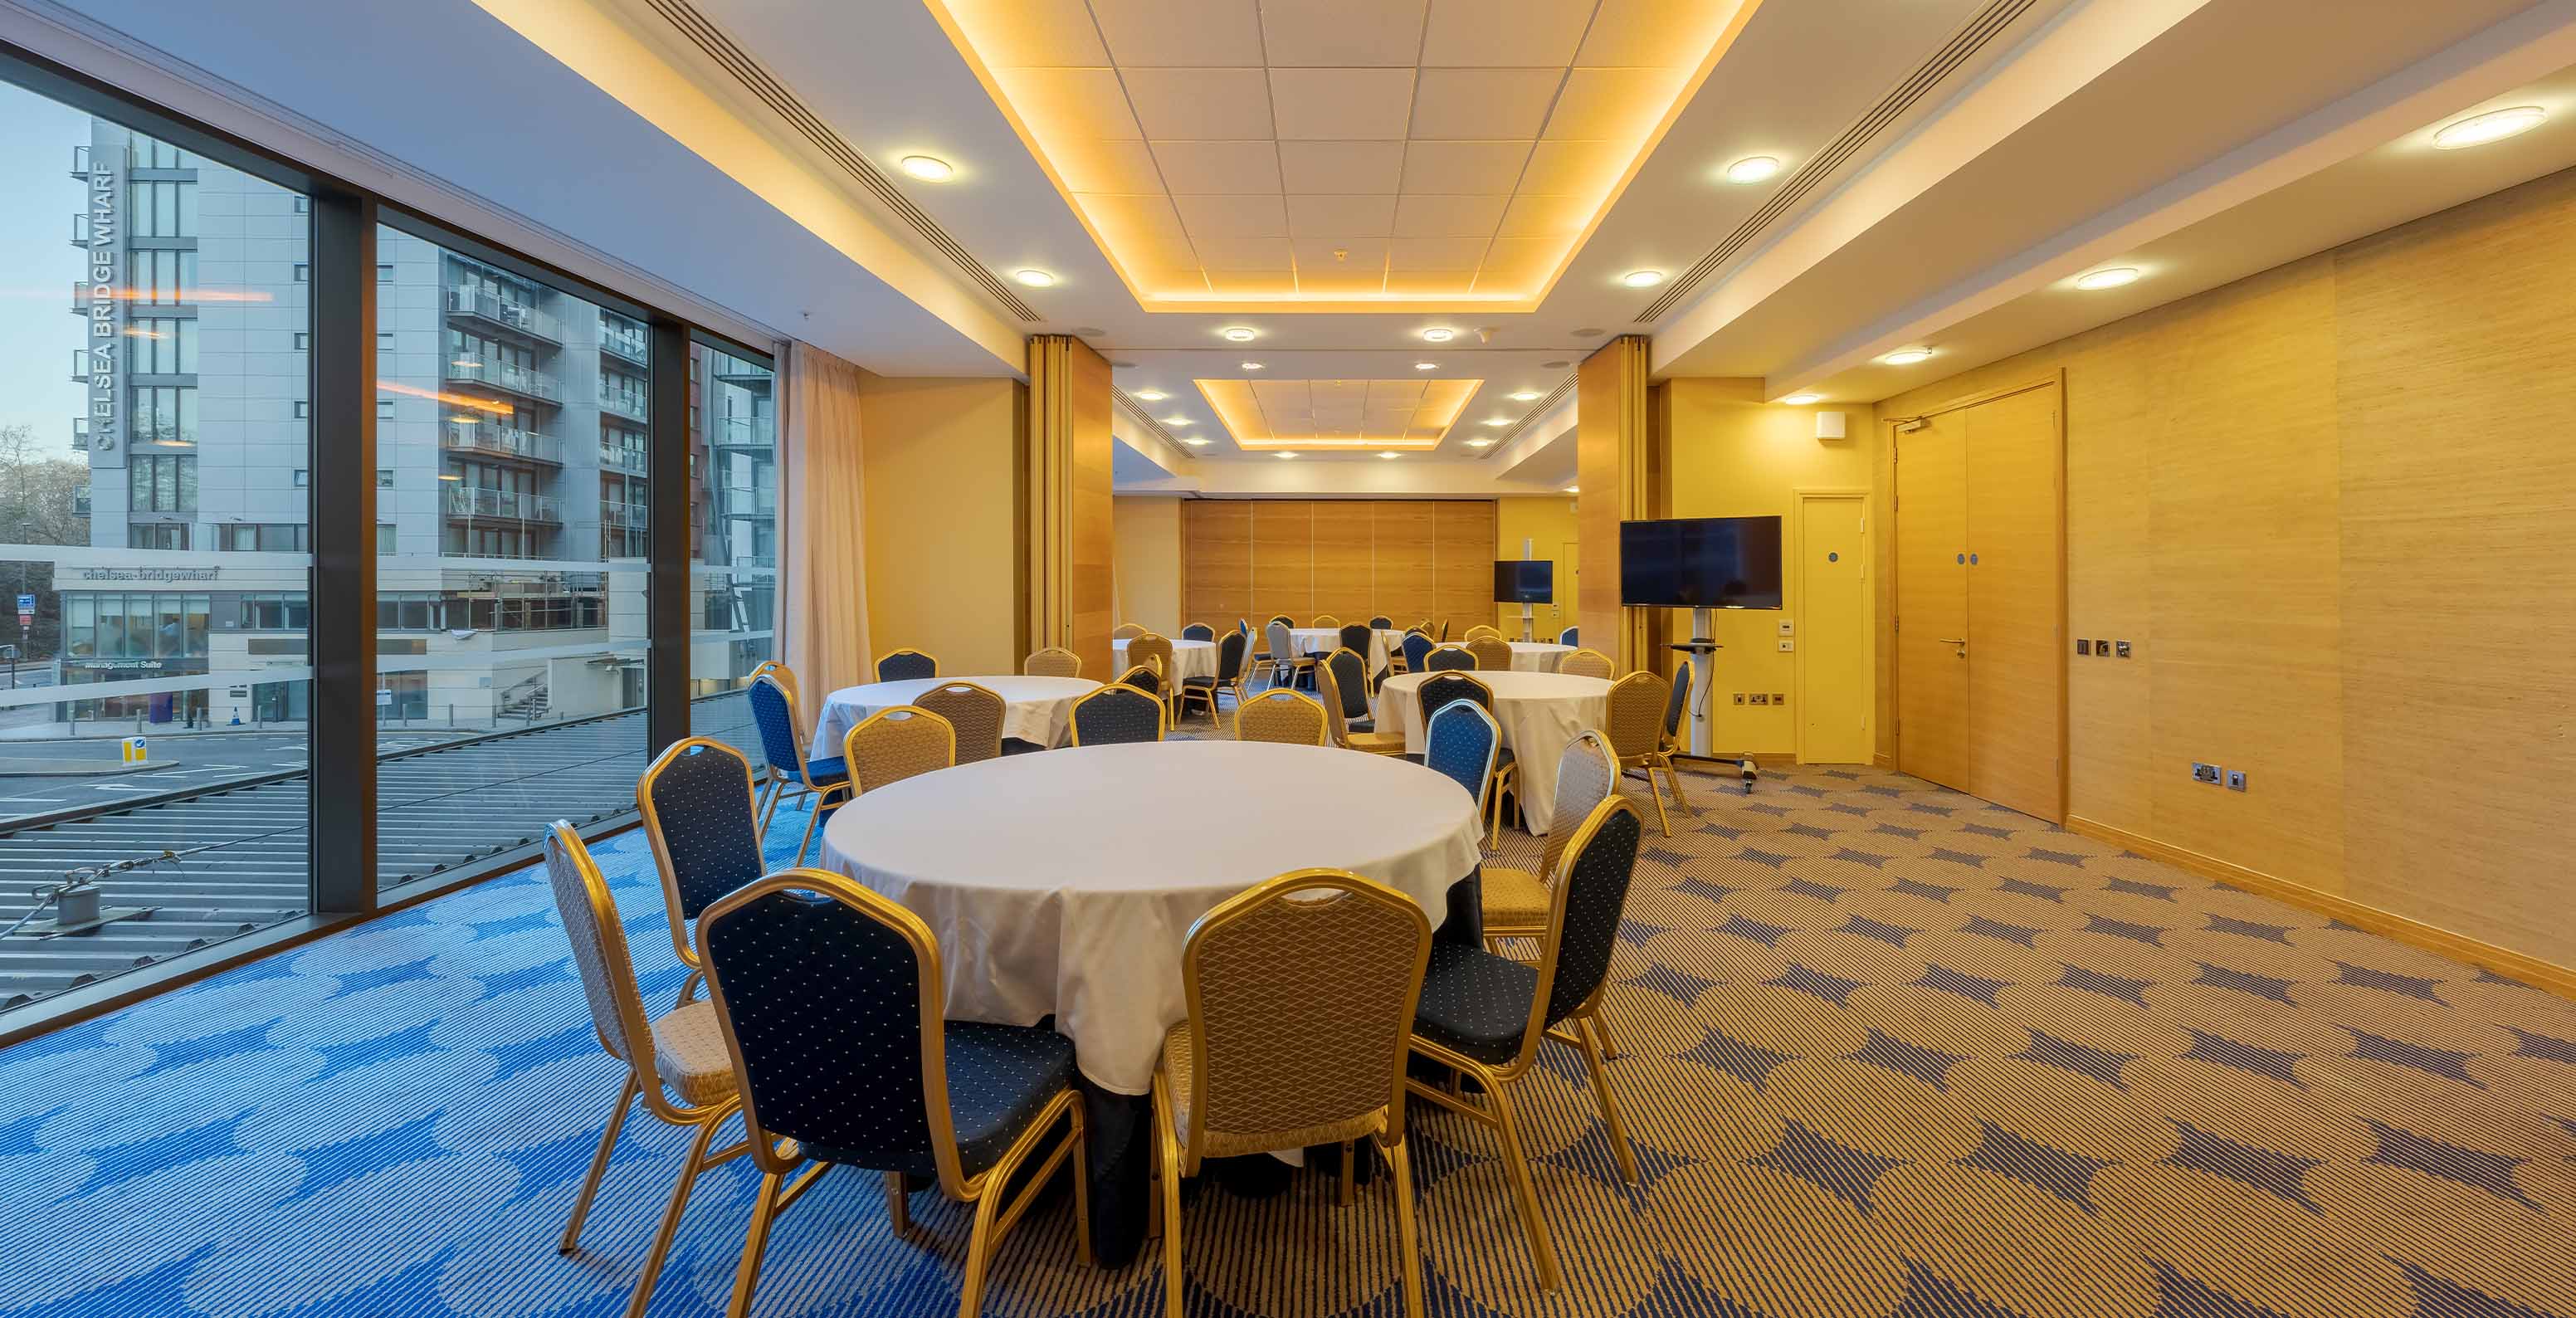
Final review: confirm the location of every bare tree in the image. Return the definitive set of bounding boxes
[0,423,91,547]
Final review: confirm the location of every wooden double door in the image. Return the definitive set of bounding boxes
[1893,379,2065,820]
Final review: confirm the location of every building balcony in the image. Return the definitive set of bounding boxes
[443,355,562,406]
[71,417,90,453]
[598,320,648,365]
[74,487,92,518]
[717,485,778,517]
[445,486,561,524]
[70,144,94,179]
[442,421,564,466]
[600,502,648,530]
[712,358,774,388]
[598,442,647,475]
[712,414,774,451]
[68,349,90,383]
[598,387,649,423]
[71,213,91,248]
[444,288,562,344]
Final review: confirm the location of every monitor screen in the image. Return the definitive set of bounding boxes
[1493,559,1554,603]
[1618,517,1783,608]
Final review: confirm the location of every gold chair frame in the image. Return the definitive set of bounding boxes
[1023,647,1082,677]
[1607,671,1691,836]
[698,871,1090,1318]
[637,735,764,1007]
[915,681,1006,764]
[1558,648,1615,681]
[1111,622,1147,640]
[1314,650,1407,756]
[1405,798,1645,1292]
[875,647,941,681]
[841,705,959,800]
[1232,687,1330,745]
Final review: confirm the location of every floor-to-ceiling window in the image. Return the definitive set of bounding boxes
[687,339,777,766]
[0,77,314,1011]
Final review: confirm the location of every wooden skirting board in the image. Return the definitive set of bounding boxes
[2066,815,2576,1002]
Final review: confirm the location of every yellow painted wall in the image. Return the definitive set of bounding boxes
[856,373,1025,677]
[1871,164,2576,979]
[1112,497,1184,636]
[1657,379,1879,758]
[1495,495,1578,639]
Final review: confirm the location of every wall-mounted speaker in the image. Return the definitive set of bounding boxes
[1815,411,1848,441]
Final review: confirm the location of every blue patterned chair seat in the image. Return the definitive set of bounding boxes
[800,1021,1076,1179]
[802,754,850,786]
[1412,942,1539,1067]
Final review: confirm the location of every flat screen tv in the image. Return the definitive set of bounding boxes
[1619,516,1783,608]
[1494,559,1554,603]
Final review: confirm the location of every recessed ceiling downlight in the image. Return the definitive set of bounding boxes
[1882,347,1933,366]
[1420,327,1455,343]
[1378,452,1400,460]
[1508,390,1541,402]
[1133,389,1166,402]
[1240,361,1265,371]
[1180,437,1211,446]
[1222,326,1258,342]
[1781,393,1822,405]
[1414,362,1438,371]
[1012,268,1055,287]
[1276,452,1299,460]
[898,154,954,181]
[1622,270,1666,288]
[2433,105,2546,149]
[1724,155,1781,183]
[2074,266,2141,291]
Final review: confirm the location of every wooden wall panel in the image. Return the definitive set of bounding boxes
[1371,501,1437,627]
[1250,501,1315,625]
[1182,500,1251,630]
[1432,500,1497,632]
[1310,501,1377,624]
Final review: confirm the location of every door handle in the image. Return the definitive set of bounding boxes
[1936,637,1967,645]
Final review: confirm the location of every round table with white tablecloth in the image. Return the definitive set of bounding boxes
[1507,642,1573,672]
[1372,670,1611,825]
[811,675,1097,757]
[1111,637,1217,684]
[816,739,1483,1095]
[1286,627,1397,672]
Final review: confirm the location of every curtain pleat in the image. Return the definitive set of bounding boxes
[781,340,871,695]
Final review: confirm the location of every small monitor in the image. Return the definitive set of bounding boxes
[1494,559,1554,603]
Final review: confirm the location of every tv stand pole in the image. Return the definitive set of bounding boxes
[1519,603,1534,643]
[1671,606,1758,794]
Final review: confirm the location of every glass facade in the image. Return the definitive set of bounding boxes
[0,61,778,1023]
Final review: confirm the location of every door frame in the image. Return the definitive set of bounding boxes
[1792,487,1871,765]
[1884,370,2069,819]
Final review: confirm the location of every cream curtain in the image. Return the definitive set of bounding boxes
[780,340,871,696]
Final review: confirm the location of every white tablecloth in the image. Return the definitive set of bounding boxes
[1373,671,1611,824]
[812,676,1099,757]
[1112,637,1217,683]
[1287,627,1397,672]
[817,740,1482,1093]
[1509,642,1574,672]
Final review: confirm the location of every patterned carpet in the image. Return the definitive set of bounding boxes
[2,746,2574,1318]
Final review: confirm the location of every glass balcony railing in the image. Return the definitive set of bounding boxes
[717,485,778,516]
[442,421,563,465]
[444,486,561,523]
[71,417,90,453]
[444,288,563,344]
[712,414,775,449]
[71,212,91,248]
[444,354,562,405]
[598,442,647,475]
[598,385,649,422]
[68,349,89,383]
[598,322,648,365]
[600,502,647,530]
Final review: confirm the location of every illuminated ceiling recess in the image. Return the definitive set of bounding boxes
[1196,378,1481,451]
[921,0,1755,312]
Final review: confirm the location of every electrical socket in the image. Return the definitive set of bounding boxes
[1771,693,1787,705]
[1731,692,1746,705]
[1749,692,1770,705]
[1777,638,1795,652]
[2076,638,2091,656]
[2191,762,2222,785]
[2093,637,2110,657]
[2226,769,2247,792]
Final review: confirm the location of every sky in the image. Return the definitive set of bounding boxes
[0,80,94,453]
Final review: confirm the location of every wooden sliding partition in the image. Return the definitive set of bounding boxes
[1183,500,1495,631]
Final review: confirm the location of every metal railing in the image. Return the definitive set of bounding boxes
[444,355,563,404]
[599,501,648,530]
[597,383,649,422]
[442,421,563,464]
[598,320,648,364]
[712,414,775,449]
[598,442,647,474]
[444,486,561,522]
[444,288,563,343]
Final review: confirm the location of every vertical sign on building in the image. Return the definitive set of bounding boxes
[85,136,121,470]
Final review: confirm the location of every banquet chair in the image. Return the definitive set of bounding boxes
[1234,688,1329,746]
[1154,871,1431,1318]
[697,871,1089,1318]
[1311,613,1341,630]
[1480,731,1616,950]
[915,682,1005,764]
[1072,682,1167,745]
[1116,663,1165,708]
[745,659,798,706]
[1112,622,1147,641]
[747,673,851,866]
[1023,647,1082,678]
[1462,625,1503,644]
[1266,614,1295,629]
[1126,634,1177,715]
[1264,619,1316,692]
[1180,628,1247,724]
[1422,700,1500,818]
[1557,626,1578,647]
[876,648,939,681]
[539,823,744,1318]
[1368,615,1394,630]
[637,737,767,1006]
[1315,652,1406,756]
[1399,631,1435,676]
[1181,622,1216,642]
[842,706,957,798]
[1337,622,1375,663]
[1422,644,1476,673]
[1559,648,1614,680]
[1466,636,1514,672]
[1606,671,1689,836]
[1407,798,1647,1291]
[1410,672,1515,845]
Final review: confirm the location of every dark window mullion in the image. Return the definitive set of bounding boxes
[309,189,377,916]
[646,317,691,757]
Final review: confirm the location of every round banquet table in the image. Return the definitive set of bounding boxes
[1373,670,1611,825]
[1508,641,1574,672]
[811,675,1097,756]
[1111,636,1216,683]
[817,740,1488,1267]
[1286,627,1396,672]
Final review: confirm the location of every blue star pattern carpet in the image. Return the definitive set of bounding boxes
[3,754,2574,1317]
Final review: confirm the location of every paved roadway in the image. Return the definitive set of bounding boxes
[0,730,460,823]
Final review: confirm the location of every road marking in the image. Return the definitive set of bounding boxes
[90,783,158,793]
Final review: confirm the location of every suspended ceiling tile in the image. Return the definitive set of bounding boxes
[1299,267,1391,294]
[1517,138,1623,194]
[1203,270,1297,295]
[1418,0,1593,67]
[939,0,1108,66]
[1286,193,1400,236]
[1269,68,1418,139]
[1192,235,1295,269]
[1081,193,1191,246]
[1409,68,1564,139]
[1054,139,1168,194]
[1577,0,1744,67]
[1259,0,1429,66]
[1124,68,1276,139]
[1383,268,1480,295]
[1477,236,1563,285]
[1147,139,1283,193]
[1390,193,1509,238]
[1279,140,1408,193]
[1388,235,1492,267]
[1398,139,1536,193]
[1087,0,1266,66]
[1175,193,1290,238]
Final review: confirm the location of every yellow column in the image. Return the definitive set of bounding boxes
[1026,334,1116,681]
[1575,335,1658,673]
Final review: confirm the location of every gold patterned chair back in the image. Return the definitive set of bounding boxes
[1126,633,1174,684]
[842,706,956,794]
[542,823,656,1074]
[1172,871,1430,1167]
[1310,657,1354,745]
[1539,730,1619,881]
[1111,622,1146,641]
[1235,688,1329,745]
[1466,636,1513,671]
[914,681,1004,764]
[1604,671,1669,765]
[1461,625,1503,643]
[1310,613,1340,630]
[1559,648,1613,680]
[1024,647,1081,677]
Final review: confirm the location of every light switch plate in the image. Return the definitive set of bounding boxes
[1777,619,1795,636]
[1777,638,1794,652]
